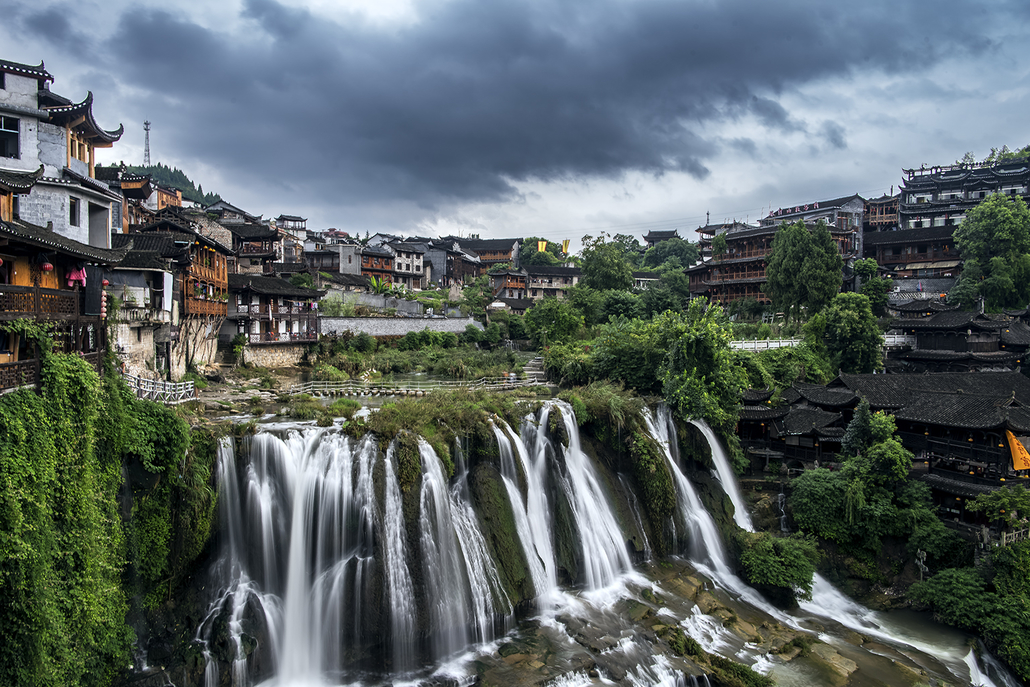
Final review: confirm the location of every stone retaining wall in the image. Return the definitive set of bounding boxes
[320,317,483,337]
[242,344,309,368]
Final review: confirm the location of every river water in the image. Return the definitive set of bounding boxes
[190,403,1019,687]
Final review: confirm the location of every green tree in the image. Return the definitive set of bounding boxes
[461,275,493,314]
[642,238,700,269]
[711,233,728,259]
[861,276,892,317]
[602,290,643,321]
[736,532,820,602]
[658,299,750,430]
[524,297,584,346]
[566,284,607,326]
[581,234,633,291]
[853,257,879,281]
[812,292,883,373]
[641,281,681,318]
[519,237,563,266]
[766,221,843,318]
[953,193,1030,310]
[290,272,314,288]
[613,233,644,268]
[966,484,1030,528]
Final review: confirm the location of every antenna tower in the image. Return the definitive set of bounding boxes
[143,121,151,166]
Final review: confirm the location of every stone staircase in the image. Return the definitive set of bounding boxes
[523,356,547,383]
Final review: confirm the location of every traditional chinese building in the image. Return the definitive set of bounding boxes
[899,158,1030,231]
[525,264,580,300]
[360,245,394,284]
[0,213,126,390]
[643,229,680,249]
[0,58,124,249]
[223,274,322,367]
[862,225,959,280]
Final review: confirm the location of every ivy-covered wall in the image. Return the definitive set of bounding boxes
[0,339,218,687]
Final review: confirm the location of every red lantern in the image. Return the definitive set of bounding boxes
[102,279,110,286]
[41,262,54,272]
[0,257,4,267]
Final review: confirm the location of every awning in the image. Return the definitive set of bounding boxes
[902,260,961,271]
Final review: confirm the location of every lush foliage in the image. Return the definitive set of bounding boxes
[519,237,564,265]
[735,531,820,601]
[115,162,221,205]
[790,406,964,572]
[806,292,882,373]
[765,221,843,319]
[953,193,1030,310]
[0,349,218,686]
[524,297,584,345]
[641,237,699,270]
[581,234,634,291]
[911,555,1030,681]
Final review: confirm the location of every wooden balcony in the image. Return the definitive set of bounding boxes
[0,285,81,320]
[233,303,317,317]
[186,297,227,316]
[189,263,226,285]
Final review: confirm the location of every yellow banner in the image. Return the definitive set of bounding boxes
[1007,430,1030,471]
[562,239,570,254]
[538,240,548,253]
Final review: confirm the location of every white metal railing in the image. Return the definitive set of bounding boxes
[122,373,197,404]
[287,375,539,396]
[729,334,909,351]
[729,338,801,351]
[883,333,917,347]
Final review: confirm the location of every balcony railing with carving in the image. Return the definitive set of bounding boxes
[0,285,81,320]
[188,263,227,285]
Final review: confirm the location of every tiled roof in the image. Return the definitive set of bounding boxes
[0,165,43,193]
[116,251,169,271]
[892,310,999,331]
[495,298,534,311]
[742,388,774,402]
[457,237,519,252]
[228,274,323,298]
[0,58,52,82]
[320,272,370,288]
[794,383,858,407]
[767,194,863,220]
[0,219,128,264]
[892,299,957,314]
[863,226,955,246]
[920,473,1000,498]
[227,224,278,240]
[362,245,394,258]
[835,371,1030,408]
[43,92,123,143]
[739,405,789,421]
[276,214,305,222]
[644,230,680,240]
[1001,322,1030,346]
[633,271,661,279]
[782,407,842,435]
[893,393,1016,429]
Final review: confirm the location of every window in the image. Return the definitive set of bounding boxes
[69,197,80,227]
[0,116,18,159]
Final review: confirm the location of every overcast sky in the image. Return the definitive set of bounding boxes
[3,0,1029,247]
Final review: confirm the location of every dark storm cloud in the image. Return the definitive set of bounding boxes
[19,0,1012,210]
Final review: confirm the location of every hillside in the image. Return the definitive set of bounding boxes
[99,162,221,205]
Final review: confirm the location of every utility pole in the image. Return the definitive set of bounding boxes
[143,121,151,166]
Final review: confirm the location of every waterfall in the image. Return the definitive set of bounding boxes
[492,422,556,597]
[383,442,417,673]
[489,402,633,597]
[687,418,753,531]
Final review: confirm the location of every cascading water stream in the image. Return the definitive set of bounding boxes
[687,418,753,531]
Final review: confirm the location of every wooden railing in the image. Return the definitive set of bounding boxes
[0,285,80,320]
[189,263,226,284]
[0,359,40,390]
[186,298,227,316]
[288,375,539,396]
[121,373,197,404]
[234,303,318,317]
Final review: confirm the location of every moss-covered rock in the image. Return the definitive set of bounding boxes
[469,463,534,606]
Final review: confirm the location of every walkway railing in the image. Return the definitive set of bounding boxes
[729,333,912,351]
[729,338,801,351]
[288,376,539,396]
[122,373,197,404]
